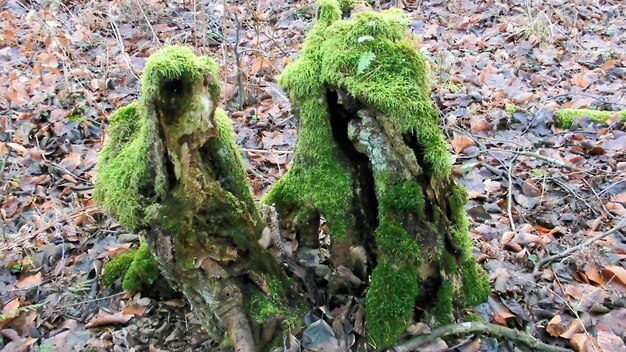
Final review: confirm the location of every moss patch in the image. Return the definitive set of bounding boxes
[365,263,418,348]
[95,45,221,232]
[554,108,626,128]
[263,0,450,238]
[102,242,160,293]
[122,241,160,293]
[102,247,137,287]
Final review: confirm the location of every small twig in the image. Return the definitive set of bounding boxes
[240,148,293,154]
[108,5,141,81]
[0,97,13,177]
[549,177,599,216]
[581,178,613,219]
[493,148,576,170]
[507,155,519,233]
[55,292,126,310]
[552,275,599,352]
[135,0,161,46]
[391,321,573,352]
[533,218,626,273]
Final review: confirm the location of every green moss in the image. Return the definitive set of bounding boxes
[208,109,264,226]
[431,281,453,325]
[366,264,418,349]
[101,241,160,293]
[460,259,490,306]
[102,248,138,287]
[94,101,164,231]
[141,45,220,105]
[465,312,484,322]
[122,241,160,293]
[554,108,626,128]
[245,277,305,332]
[266,1,489,345]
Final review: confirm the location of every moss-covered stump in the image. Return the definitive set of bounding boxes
[95,46,305,351]
[554,108,626,128]
[262,1,490,348]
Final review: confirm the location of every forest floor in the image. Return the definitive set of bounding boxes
[1,0,626,351]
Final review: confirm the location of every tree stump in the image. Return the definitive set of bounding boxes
[262,2,490,347]
[95,46,305,351]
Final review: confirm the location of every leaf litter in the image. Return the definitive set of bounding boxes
[0,0,625,351]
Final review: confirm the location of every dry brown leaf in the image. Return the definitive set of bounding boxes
[15,272,42,290]
[546,315,563,337]
[597,329,626,351]
[602,265,626,287]
[121,303,147,317]
[606,202,626,217]
[450,132,475,153]
[6,142,26,154]
[85,311,133,328]
[0,299,20,329]
[583,263,606,286]
[571,74,590,89]
[162,299,185,308]
[104,243,132,257]
[569,333,601,352]
[249,57,271,76]
[560,319,584,339]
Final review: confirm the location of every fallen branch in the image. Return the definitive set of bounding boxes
[391,321,573,352]
[506,149,576,170]
[533,217,626,273]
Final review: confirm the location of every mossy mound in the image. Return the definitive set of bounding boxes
[102,242,160,293]
[554,108,626,128]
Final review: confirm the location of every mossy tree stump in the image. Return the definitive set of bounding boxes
[95,2,490,350]
[95,46,305,351]
[263,1,489,348]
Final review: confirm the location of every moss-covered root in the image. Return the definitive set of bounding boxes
[554,108,626,128]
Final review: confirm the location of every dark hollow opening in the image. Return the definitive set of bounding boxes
[326,90,379,240]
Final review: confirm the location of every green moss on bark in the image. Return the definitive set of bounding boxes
[263,0,450,237]
[365,263,418,349]
[122,241,160,292]
[554,108,626,128]
[95,45,220,232]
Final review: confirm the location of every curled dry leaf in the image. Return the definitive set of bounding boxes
[85,311,133,328]
[601,265,626,288]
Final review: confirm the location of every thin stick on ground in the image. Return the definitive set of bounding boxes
[533,217,626,273]
[507,154,519,233]
[391,321,573,352]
